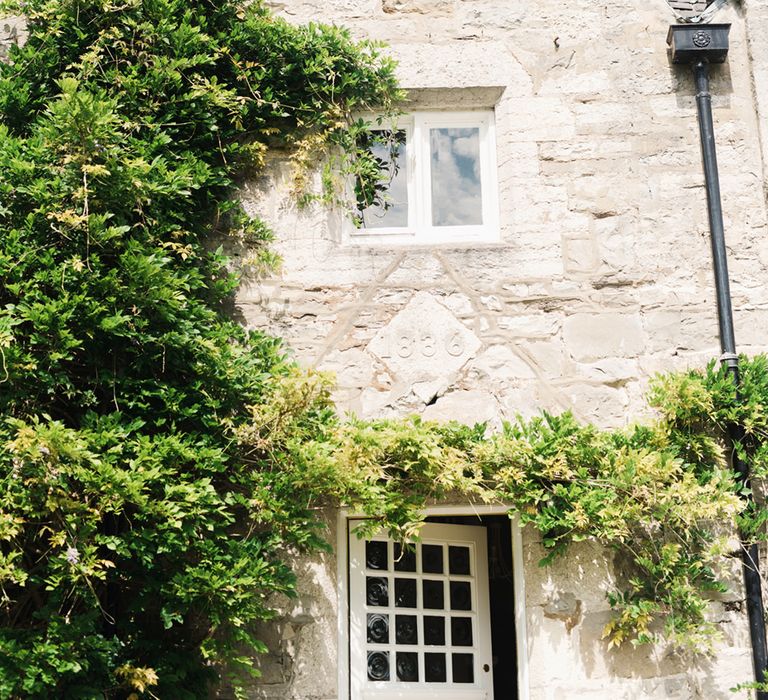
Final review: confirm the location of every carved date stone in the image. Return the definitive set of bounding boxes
[367,292,481,401]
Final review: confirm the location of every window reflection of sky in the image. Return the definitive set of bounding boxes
[360,133,409,229]
[430,128,482,227]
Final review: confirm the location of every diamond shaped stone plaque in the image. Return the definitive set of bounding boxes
[367,293,481,394]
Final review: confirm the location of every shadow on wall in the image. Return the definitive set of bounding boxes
[525,533,749,699]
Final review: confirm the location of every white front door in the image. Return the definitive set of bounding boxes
[349,522,494,700]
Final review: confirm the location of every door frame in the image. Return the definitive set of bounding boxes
[336,504,530,700]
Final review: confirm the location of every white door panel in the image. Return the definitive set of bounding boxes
[349,522,494,699]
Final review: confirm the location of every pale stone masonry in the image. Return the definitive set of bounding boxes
[235,0,768,697]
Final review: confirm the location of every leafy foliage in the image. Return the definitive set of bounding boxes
[237,358,764,654]
[0,1,398,697]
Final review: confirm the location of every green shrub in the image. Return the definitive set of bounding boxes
[0,1,398,696]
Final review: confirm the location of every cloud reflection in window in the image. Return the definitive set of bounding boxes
[430,127,483,227]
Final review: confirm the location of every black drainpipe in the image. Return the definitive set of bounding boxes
[668,24,768,695]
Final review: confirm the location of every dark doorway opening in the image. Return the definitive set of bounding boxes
[426,514,518,699]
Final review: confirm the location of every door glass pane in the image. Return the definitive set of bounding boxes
[425,653,447,682]
[424,615,445,645]
[430,127,483,227]
[396,652,419,682]
[451,617,473,646]
[422,544,444,573]
[394,542,417,572]
[423,580,444,609]
[449,545,470,575]
[367,577,389,607]
[450,580,471,610]
[395,578,417,608]
[368,651,390,681]
[395,615,418,644]
[358,130,408,229]
[452,653,474,683]
[367,613,389,644]
[366,540,388,570]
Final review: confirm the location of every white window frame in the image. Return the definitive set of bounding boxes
[336,504,530,700]
[347,111,499,246]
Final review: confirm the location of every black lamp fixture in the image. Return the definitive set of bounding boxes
[667,20,768,698]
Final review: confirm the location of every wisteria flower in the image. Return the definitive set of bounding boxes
[65,547,80,566]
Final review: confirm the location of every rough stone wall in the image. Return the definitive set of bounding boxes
[0,16,26,62]
[235,0,768,697]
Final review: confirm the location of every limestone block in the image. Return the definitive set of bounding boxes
[641,308,720,354]
[0,16,26,61]
[507,183,570,226]
[564,382,632,425]
[567,174,641,219]
[501,380,570,420]
[267,0,378,18]
[576,358,638,385]
[439,291,474,317]
[526,607,588,686]
[563,236,599,274]
[502,97,576,142]
[318,347,375,389]
[381,0,454,15]
[383,252,446,285]
[733,309,768,347]
[539,139,635,163]
[519,339,566,378]
[542,591,582,632]
[457,2,529,32]
[498,313,560,339]
[563,313,645,362]
[538,69,612,98]
[421,389,499,425]
[496,141,540,178]
[470,345,536,382]
[386,41,529,91]
[523,537,617,610]
[690,647,754,699]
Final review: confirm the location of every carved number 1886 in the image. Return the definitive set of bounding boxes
[381,332,465,359]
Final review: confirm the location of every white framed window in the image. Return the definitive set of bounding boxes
[350,111,499,245]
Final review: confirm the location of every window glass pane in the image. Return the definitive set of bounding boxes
[430,127,483,227]
[358,130,408,229]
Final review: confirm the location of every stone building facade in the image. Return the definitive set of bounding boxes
[235,0,768,697]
